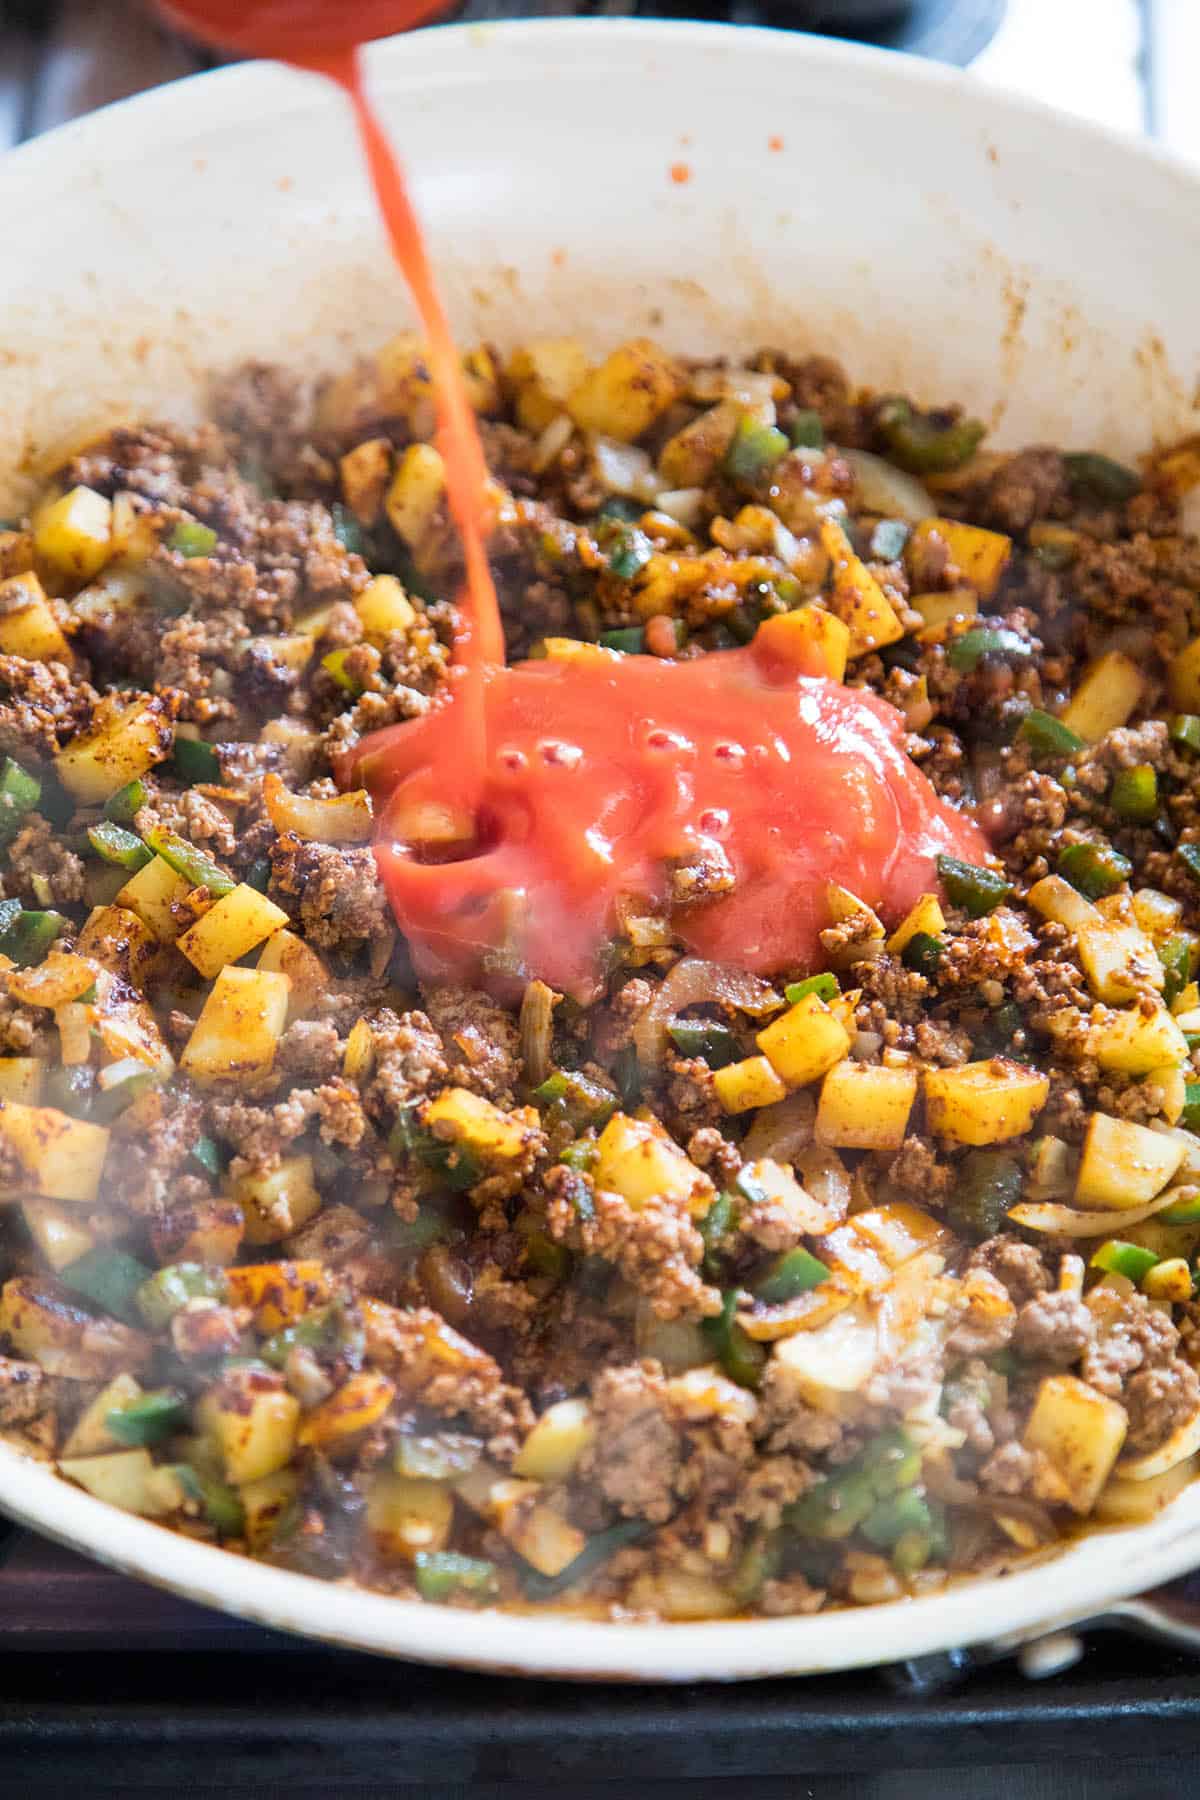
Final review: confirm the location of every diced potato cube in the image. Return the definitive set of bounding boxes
[76,904,159,988]
[593,1111,713,1214]
[0,1057,44,1104]
[1077,921,1162,1004]
[59,1449,173,1517]
[197,1371,300,1485]
[176,883,288,980]
[628,1569,739,1621]
[424,1087,532,1164]
[819,519,905,657]
[1028,874,1100,934]
[22,1196,96,1270]
[61,1374,144,1458]
[815,1061,918,1151]
[712,1053,789,1114]
[912,587,978,636]
[385,443,446,551]
[366,1472,454,1560]
[908,518,1012,599]
[887,893,946,957]
[117,856,194,943]
[566,338,683,442]
[1061,651,1144,743]
[756,993,852,1088]
[339,437,393,526]
[771,1307,880,1412]
[1074,1112,1185,1208]
[1087,1003,1188,1075]
[33,485,113,583]
[657,399,745,489]
[513,1397,594,1482]
[923,1059,1049,1145]
[298,1371,396,1453]
[1024,1374,1128,1513]
[0,1101,109,1201]
[1142,1256,1194,1303]
[1169,636,1200,711]
[355,573,415,640]
[751,605,850,682]
[509,337,590,434]
[0,571,70,660]
[180,966,290,1084]
[489,1478,587,1577]
[239,1468,299,1552]
[224,1260,330,1331]
[54,695,171,802]
[256,929,328,1020]
[1133,888,1183,943]
[232,1153,322,1246]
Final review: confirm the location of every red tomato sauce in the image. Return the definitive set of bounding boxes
[160,0,986,1000]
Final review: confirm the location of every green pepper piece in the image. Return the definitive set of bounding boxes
[415,1550,500,1604]
[1178,844,1200,885]
[91,1059,158,1125]
[389,1106,484,1193]
[788,409,825,450]
[1170,714,1200,755]
[393,1433,483,1482]
[1110,764,1158,823]
[789,1466,880,1541]
[1032,540,1076,573]
[860,1428,922,1494]
[594,496,643,524]
[599,626,645,653]
[784,973,839,1005]
[702,1290,766,1391]
[902,932,943,979]
[1090,1239,1160,1282]
[1179,1082,1200,1135]
[947,1150,1022,1239]
[751,1246,830,1305]
[876,398,985,475]
[1160,935,1193,1009]
[937,853,1013,918]
[330,501,367,556]
[169,519,218,559]
[558,1140,598,1178]
[612,1042,642,1109]
[245,855,272,894]
[142,824,236,898]
[0,909,66,966]
[60,1248,152,1324]
[946,626,1032,673]
[1063,451,1141,504]
[725,416,790,486]
[533,1070,619,1132]
[666,1019,740,1070]
[1159,1181,1200,1225]
[260,1307,335,1368]
[892,1530,934,1575]
[729,1529,784,1606]
[868,518,909,562]
[86,821,152,872]
[0,757,41,843]
[44,1063,96,1118]
[189,1135,226,1181]
[321,647,364,696]
[520,1518,652,1602]
[1018,708,1086,761]
[171,736,222,785]
[177,1464,246,1536]
[861,1486,936,1552]
[106,1389,188,1448]
[136,1262,228,1331]
[606,525,653,582]
[103,777,148,826]
[1057,840,1132,900]
[699,1191,736,1278]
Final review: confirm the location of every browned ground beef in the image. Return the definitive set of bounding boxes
[1,339,1198,1623]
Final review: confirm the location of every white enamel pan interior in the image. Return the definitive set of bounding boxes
[2,19,1200,1677]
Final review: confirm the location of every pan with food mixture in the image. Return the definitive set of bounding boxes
[2,334,1200,1621]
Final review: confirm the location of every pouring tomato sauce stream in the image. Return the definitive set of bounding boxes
[161,0,987,999]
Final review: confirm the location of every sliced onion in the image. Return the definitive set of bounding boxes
[519,978,557,1087]
[533,412,574,475]
[842,448,935,525]
[688,368,782,408]
[740,1090,816,1164]
[652,487,706,529]
[1009,1188,1185,1236]
[590,434,659,503]
[1117,1408,1200,1481]
[264,772,373,844]
[633,958,782,1071]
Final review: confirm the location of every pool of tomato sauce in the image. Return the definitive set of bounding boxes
[162,0,986,999]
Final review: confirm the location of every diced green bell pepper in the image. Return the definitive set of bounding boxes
[189,1135,226,1181]
[789,409,825,450]
[946,626,1032,673]
[532,1070,619,1133]
[725,417,790,486]
[106,1389,188,1447]
[393,1433,483,1481]
[330,502,367,556]
[751,1246,830,1305]
[136,1262,228,1331]
[902,932,944,979]
[87,821,152,872]
[415,1550,499,1604]
[0,908,66,966]
[1063,452,1141,504]
[876,399,984,475]
[702,1290,766,1390]
[1090,1240,1159,1282]
[937,854,1013,917]
[1110,764,1158,823]
[699,1191,736,1278]
[61,1247,152,1325]
[1019,708,1085,761]
[103,777,148,826]
[169,519,218,559]
[1170,714,1200,755]
[171,737,222,785]
[142,825,236,898]
[1057,840,1132,900]
[785,973,839,1005]
[666,1019,740,1069]
[947,1150,1022,1239]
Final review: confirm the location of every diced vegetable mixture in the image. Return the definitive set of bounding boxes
[2,336,1200,1618]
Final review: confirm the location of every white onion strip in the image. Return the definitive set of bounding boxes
[1009,1188,1185,1237]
